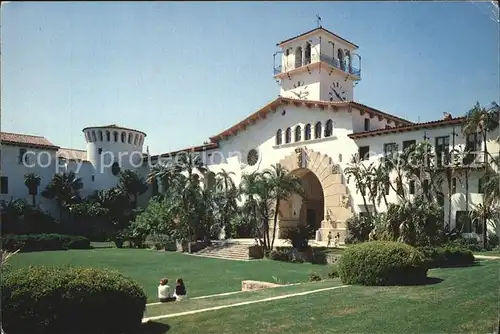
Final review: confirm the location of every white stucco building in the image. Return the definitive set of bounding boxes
[1,26,498,240]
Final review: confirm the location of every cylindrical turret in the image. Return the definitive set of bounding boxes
[82,124,146,191]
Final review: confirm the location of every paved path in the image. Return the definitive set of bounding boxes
[143,285,350,322]
[474,254,500,260]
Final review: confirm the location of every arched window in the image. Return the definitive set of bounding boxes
[138,136,143,145]
[315,122,322,139]
[98,131,103,142]
[345,50,351,73]
[304,42,311,65]
[305,124,311,140]
[338,48,345,71]
[325,119,333,137]
[134,134,138,145]
[85,132,90,142]
[121,132,126,143]
[295,125,302,142]
[106,131,111,142]
[113,131,118,142]
[276,129,282,145]
[285,127,292,144]
[128,133,133,144]
[295,47,303,68]
[91,131,97,142]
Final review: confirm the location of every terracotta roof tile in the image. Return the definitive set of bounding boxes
[82,124,147,136]
[0,132,59,150]
[348,117,466,139]
[57,148,88,161]
[147,142,218,161]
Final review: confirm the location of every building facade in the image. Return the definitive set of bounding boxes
[1,26,498,240]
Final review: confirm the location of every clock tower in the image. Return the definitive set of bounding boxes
[273,26,361,102]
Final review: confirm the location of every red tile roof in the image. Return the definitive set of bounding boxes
[82,124,147,136]
[57,148,88,161]
[209,97,413,143]
[278,27,358,49]
[0,132,59,150]
[348,117,466,139]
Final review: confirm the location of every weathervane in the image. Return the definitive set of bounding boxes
[316,14,322,28]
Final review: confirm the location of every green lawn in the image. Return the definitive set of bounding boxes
[8,248,333,302]
[144,260,500,334]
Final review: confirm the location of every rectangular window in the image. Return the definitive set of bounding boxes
[402,140,416,153]
[19,148,27,164]
[364,118,370,131]
[452,177,456,194]
[478,177,484,193]
[435,136,450,167]
[423,179,430,194]
[465,133,482,164]
[456,211,472,233]
[409,180,415,194]
[0,176,8,194]
[384,143,398,157]
[358,146,370,161]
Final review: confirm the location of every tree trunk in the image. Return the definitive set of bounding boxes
[271,199,280,250]
[361,193,371,219]
[383,195,388,208]
[482,131,488,248]
[32,195,36,207]
[465,171,470,231]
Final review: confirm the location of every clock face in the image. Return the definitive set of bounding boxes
[291,86,309,100]
[328,81,347,101]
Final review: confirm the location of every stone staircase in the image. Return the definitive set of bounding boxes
[193,241,251,261]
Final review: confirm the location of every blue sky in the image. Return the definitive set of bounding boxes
[2,2,499,155]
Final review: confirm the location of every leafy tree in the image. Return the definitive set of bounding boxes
[24,173,41,207]
[345,157,371,218]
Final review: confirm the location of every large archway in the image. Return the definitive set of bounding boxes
[276,147,353,241]
[279,168,324,238]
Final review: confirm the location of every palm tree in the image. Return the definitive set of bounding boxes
[41,171,83,223]
[372,163,389,208]
[118,169,148,208]
[264,164,304,250]
[24,173,41,207]
[462,101,499,245]
[215,169,238,238]
[345,158,371,218]
[240,172,264,243]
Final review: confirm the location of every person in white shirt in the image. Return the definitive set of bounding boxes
[158,278,172,302]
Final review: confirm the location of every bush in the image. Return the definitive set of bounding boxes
[309,272,322,281]
[488,233,500,249]
[1,234,90,252]
[446,236,484,252]
[1,266,147,334]
[344,215,374,244]
[418,246,475,268]
[268,248,292,262]
[327,266,339,279]
[338,241,428,286]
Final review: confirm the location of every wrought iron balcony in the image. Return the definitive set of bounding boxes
[273,53,361,78]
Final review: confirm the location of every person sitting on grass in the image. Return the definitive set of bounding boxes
[158,278,175,303]
[173,278,187,301]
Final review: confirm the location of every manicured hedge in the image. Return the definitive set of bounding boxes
[1,266,147,334]
[268,246,328,264]
[418,246,475,268]
[2,234,90,252]
[338,241,428,286]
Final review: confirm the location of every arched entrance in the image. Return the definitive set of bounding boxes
[276,147,353,241]
[279,168,324,238]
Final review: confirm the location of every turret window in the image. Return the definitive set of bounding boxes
[121,132,126,143]
[304,42,311,65]
[134,134,138,145]
[106,131,111,142]
[295,46,302,68]
[92,131,97,142]
[324,120,333,137]
[128,133,133,144]
[98,131,103,141]
[113,131,118,142]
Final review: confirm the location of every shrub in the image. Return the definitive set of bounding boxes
[338,241,427,286]
[446,236,484,252]
[1,234,90,252]
[309,272,322,281]
[344,215,374,244]
[416,246,475,268]
[283,226,310,250]
[327,266,339,279]
[488,233,500,249]
[268,248,292,262]
[1,266,147,334]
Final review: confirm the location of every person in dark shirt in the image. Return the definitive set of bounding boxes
[173,278,187,301]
